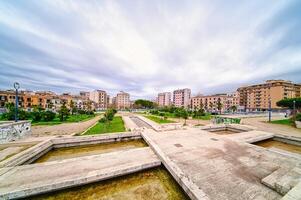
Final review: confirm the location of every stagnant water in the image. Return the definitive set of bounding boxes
[209,128,242,135]
[254,139,301,154]
[34,139,147,163]
[31,167,189,200]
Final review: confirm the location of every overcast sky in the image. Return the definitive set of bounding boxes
[1,0,301,99]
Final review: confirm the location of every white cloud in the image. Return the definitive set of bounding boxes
[0,0,301,98]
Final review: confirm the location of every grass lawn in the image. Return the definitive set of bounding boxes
[31,114,96,126]
[270,119,294,126]
[193,114,212,120]
[145,115,175,124]
[84,116,126,135]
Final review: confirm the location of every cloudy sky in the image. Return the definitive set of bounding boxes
[0,0,301,99]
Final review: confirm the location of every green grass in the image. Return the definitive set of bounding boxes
[144,115,175,124]
[84,116,126,135]
[31,114,95,126]
[270,119,293,126]
[192,114,212,120]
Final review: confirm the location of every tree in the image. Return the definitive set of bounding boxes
[217,99,223,114]
[69,100,76,115]
[230,105,237,113]
[181,110,188,125]
[58,101,69,121]
[209,102,213,112]
[277,98,301,110]
[134,99,155,109]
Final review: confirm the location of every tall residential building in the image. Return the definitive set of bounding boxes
[237,80,301,111]
[173,88,191,108]
[157,92,171,107]
[116,91,130,109]
[191,92,239,112]
[79,91,90,100]
[89,90,108,110]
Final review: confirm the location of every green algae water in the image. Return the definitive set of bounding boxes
[254,139,301,154]
[31,167,190,200]
[34,139,147,163]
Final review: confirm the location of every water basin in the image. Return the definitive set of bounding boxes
[31,167,190,200]
[253,138,301,155]
[34,139,147,163]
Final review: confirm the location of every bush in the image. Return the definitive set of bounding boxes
[31,111,42,122]
[42,111,56,121]
[296,113,301,121]
[99,117,107,123]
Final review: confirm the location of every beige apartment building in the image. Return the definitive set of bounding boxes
[116,91,130,109]
[173,88,191,108]
[157,92,171,107]
[191,92,239,112]
[89,90,108,110]
[237,80,301,111]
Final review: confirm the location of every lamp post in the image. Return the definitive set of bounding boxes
[14,82,20,122]
[293,100,296,121]
[268,97,271,122]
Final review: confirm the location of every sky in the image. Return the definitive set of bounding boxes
[0,0,301,99]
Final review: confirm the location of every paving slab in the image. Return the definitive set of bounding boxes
[0,147,161,199]
[142,128,301,200]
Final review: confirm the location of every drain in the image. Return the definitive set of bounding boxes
[174,144,183,147]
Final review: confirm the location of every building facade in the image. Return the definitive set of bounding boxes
[116,91,130,109]
[157,92,171,107]
[173,88,191,108]
[89,90,108,110]
[191,92,239,113]
[237,80,301,111]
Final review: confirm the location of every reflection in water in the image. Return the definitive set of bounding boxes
[254,139,301,154]
[32,167,189,200]
[34,139,147,163]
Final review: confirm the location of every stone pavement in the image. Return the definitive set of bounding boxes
[30,115,101,137]
[241,117,301,138]
[0,147,160,199]
[142,128,301,200]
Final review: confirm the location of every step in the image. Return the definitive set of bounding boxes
[262,166,301,195]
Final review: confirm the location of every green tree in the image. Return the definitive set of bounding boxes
[209,102,213,112]
[181,110,189,125]
[276,98,301,110]
[217,99,223,114]
[69,100,76,115]
[58,101,69,121]
[230,105,237,113]
[134,99,155,109]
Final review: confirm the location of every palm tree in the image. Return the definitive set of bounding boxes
[209,102,213,113]
[217,99,223,114]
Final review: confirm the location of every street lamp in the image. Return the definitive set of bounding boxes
[293,100,296,121]
[14,82,20,122]
[268,97,271,122]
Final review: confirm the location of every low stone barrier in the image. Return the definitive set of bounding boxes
[0,121,31,144]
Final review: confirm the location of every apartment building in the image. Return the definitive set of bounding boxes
[173,88,191,108]
[79,91,90,100]
[157,92,171,107]
[89,90,108,110]
[191,92,239,112]
[237,80,301,111]
[116,91,130,109]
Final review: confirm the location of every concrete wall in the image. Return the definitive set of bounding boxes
[0,121,31,144]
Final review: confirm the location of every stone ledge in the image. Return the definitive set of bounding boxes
[141,130,210,200]
[0,147,161,199]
